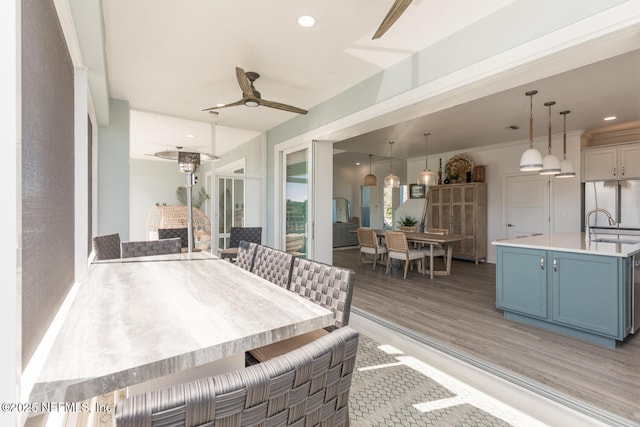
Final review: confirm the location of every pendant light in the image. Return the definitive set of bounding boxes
[364,154,377,186]
[417,132,436,187]
[539,101,561,175]
[556,110,576,178]
[519,90,543,171]
[384,140,400,188]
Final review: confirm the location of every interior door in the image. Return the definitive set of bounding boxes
[504,174,550,238]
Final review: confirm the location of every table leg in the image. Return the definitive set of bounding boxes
[445,244,453,274]
[429,244,434,279]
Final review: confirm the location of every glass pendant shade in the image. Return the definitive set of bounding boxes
[384,140,400,188]
[417,132,435,187]
[384,173,400,188]
[556,110,576,178]
[520,90,543,171]
[364,154,377,186]
[539,101,560,176]
[418,169,436,186]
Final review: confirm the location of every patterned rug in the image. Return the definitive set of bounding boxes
[350,334,532,427]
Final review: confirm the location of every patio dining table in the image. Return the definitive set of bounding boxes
[29,251,333,404]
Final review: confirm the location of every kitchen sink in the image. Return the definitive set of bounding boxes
[591,237,640,244]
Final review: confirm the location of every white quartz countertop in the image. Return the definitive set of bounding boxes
[492,232,640,257]
[30,253,333,403]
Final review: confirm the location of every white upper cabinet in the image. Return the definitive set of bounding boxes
[582,143,640,181]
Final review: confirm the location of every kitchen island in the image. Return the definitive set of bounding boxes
[493,233,640,348]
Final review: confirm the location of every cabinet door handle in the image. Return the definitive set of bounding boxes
[621,166,625,176]
[553,257,558,272]
[540,257,544,270]
[613,167,617,177]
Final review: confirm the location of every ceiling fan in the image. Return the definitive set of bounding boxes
[202,67,308,115]
[372,0,413,39]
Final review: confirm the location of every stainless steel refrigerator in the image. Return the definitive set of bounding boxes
[583,180,640,234]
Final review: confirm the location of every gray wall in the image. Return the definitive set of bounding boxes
[21,0,75,367]
[98,98,130,239]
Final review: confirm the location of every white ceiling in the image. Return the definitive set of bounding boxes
[92,1,640,162]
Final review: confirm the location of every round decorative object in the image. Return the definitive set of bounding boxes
[443,178,450,185]
[445,154,473,183]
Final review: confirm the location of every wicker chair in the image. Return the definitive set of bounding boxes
[92,233,121,260]
[249,258,355,363]
[235,240,258,271]
[157,227,189,249]
[384,230,428,279]
[356,228,387,270]
[251,245,295,288]
[219,227,262,262]
[114,326,359,427]
[120,238,182,258]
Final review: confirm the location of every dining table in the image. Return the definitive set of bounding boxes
[371,229,471,279]
[28,251,334,404]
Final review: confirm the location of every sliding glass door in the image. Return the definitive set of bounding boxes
[284,148,309,258]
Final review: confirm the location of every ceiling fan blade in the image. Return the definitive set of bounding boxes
[201,99,244,111]
[260,99,308,115]
[235,67,254,97]
[372,0,413,39]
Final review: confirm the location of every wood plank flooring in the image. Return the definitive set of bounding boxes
[334,247,640,426]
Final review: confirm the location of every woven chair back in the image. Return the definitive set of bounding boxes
[289,258,355,328]
[384,230,410,253]
[158,227,189,248]
[114,326,359,427]
[120,238,181,258]
[229,227,262,248]
[92,233,121,260]
[356,228,378,248]
[236,241,258,271]
[252,245,295,288]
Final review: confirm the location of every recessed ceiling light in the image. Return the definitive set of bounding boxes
[604,116,617,121]
[298,15,316,27]
[186,134,195,139]
[356,162,361,166]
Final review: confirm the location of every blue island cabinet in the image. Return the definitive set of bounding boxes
[496,246,631,348]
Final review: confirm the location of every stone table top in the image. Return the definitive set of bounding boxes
[30,253,333,403]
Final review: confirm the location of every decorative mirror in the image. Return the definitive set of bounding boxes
[332,198,351,223]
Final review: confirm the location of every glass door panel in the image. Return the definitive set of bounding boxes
[285,149,308,257]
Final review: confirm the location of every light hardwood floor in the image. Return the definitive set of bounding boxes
[334,247,640,426]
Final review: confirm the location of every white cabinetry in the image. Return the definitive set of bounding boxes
[582,143,640,181]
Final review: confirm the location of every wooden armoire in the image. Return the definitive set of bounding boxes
[427,182,487,263]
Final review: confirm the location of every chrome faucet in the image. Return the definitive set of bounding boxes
[585,208,616,241]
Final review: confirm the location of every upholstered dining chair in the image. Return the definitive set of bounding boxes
[356,227,387,270]
[384,230,428,279]
[249,258,355,363]
[120,237,182,258]
[235,240,258,271]
[114,326,359,427]
[92,233,121,260]
[157,227,189,249]
[219,226,262,262]
[251,244,295,288]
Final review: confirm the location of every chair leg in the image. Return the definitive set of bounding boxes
[372,253,377,270]
[403,258,409,279]
[385,256,391,275]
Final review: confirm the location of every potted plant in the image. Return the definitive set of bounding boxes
[397,215,418,232]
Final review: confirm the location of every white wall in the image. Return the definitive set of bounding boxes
[406,131,582,263]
